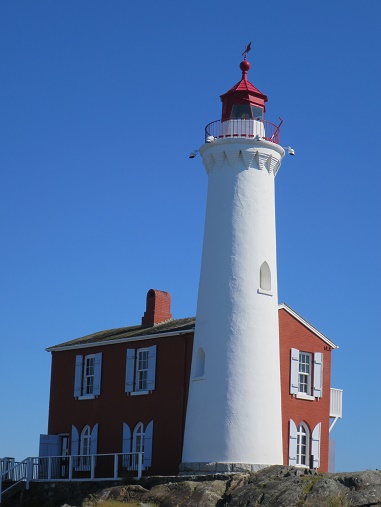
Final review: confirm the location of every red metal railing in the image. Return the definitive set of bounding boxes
[205,118,282,144]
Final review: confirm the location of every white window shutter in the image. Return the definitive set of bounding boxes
[93,353,102,396]
[290,348,299,395]
[122,423,131,467]
[74,355,83,397]
[39,434,60,457]
[147,345,157,391]
[90,423,98,455]
[144,420,154,468]
[71,425,79,457]
[125,349,135,393]
[313,352,323,398]
[288,419,297,466]
[311,422,321,468]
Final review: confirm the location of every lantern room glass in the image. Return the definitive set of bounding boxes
[230,104,263,120]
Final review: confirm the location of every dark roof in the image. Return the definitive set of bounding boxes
[47,305,338,352]
[47,317,196,351]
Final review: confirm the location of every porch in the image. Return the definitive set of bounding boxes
[0,452,143,504]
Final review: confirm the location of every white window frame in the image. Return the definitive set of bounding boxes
[71,424,98,471]
[132,422,145,454]
[125,345,156,396]
[290,348,323,400]
[83,355,95,396]
[79,425,91,470]
[296,422,309,467]
[258,261,273,296]
[298,352,312,395]
[135,349,149,392]
[74,353,102,400]
[130,420,153,469]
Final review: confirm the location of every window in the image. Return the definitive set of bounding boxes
[298,352,311,394]
[231,104,252,119]
[133,422,145,454]
[296,423,309,466]
[290,348,323,398]
[71,423,98,470]
[83,356,95,395]
[251,105,263,120]
[194,347,205,378]
[80,426,91,469]
[125,345,157,395]
[259,261,271,291]
[136,349,149,391]
[123,421,154,469]
[74,353,102,398]
[289,420,321,469]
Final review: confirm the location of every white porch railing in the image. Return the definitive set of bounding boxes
[0,458,30,503]
[329,388,343,432]
[330,388,343,418]
[0,452,143,503]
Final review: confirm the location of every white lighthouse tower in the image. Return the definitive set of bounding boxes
[181,47,285,474]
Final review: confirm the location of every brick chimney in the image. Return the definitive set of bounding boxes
[141,289,172,328]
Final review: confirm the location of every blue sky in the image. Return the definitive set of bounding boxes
[1,1,381,472]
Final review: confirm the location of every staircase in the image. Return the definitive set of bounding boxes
[0,459,30,505]
[0,480,26,503]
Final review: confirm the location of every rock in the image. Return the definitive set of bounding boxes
[74,466,381,507]
[143,480,227,507]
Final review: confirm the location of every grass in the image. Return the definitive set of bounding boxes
[326,492,351,507]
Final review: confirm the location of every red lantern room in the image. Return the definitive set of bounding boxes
[204,44,282,144]
[220,57,268,122]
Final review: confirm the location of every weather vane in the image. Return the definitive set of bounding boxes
[242,42,252,59]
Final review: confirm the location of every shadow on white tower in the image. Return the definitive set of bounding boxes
[181,46,286,474]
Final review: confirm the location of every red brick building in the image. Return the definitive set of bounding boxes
[42,289,342,475]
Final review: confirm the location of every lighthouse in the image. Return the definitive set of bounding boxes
[181,47,285,473]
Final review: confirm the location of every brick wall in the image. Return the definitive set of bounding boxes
[279,308,332,472]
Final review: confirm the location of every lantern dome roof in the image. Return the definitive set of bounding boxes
[220,57,268,107]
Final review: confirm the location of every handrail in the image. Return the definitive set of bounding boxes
[0,458,29,503]
[205,118,282,144]
[0,452,144,501]
[0,453,143,502]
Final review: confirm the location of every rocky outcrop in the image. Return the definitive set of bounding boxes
[11,466,381,506]
[82,466,381,507]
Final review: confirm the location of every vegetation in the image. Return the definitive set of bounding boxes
[326,492,351,507]
[84,501,158,507]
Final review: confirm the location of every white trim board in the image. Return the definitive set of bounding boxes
[278,303,338,349]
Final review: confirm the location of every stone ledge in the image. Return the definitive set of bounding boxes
[179,462,269,475]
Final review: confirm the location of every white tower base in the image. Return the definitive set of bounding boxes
[181,137,285,473]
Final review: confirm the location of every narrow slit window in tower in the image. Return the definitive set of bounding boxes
[260,261,271,291]
[194,347,205,378]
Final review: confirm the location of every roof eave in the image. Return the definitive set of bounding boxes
[46,327,196,352]
[278,303,339,349]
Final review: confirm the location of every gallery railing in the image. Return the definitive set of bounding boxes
[0,452,143,503]
[204,118,282,144]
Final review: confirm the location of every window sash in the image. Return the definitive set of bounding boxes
[136,350,149,391]
[80,427,91,468]
[133,424,145,454]
[83,356,95,395]
[296,424,308,466]
[298,352,311,394]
